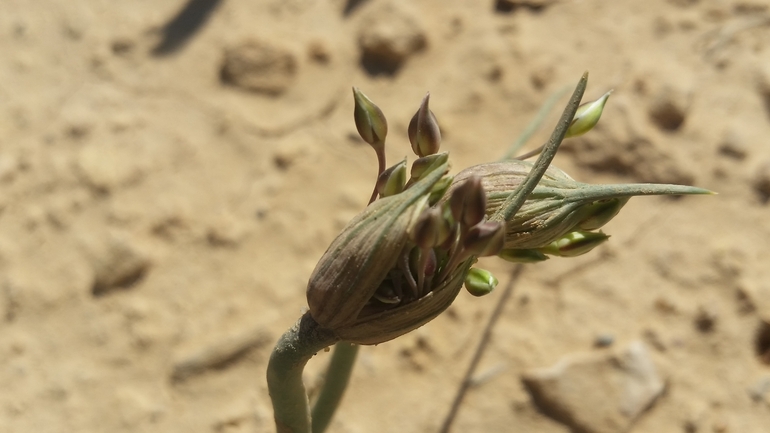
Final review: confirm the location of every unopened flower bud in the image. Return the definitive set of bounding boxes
[577,197,629,230]
[540,230,609,257]
[307,159,449,331]
[411,153,450,183]
[449,174,486,227]
[377,159,407,198]
[372,280,400,304]
[443,160,712,249]
[565,90,612,138]
[410,207,451,249]
[428,176,453,206]
[408,92,441,157]
[464,267,499,297]
[353,87,388,147]
[462,221,505,257]
[498,248,549,263]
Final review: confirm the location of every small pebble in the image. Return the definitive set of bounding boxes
[751,160,770,203]
[358,3,426,76]
[717,129,748,161]
[86,236,151,296]
[594,333,615,348]
[695,306,718,333]
[220,39,297,95]
[648,86,690,132]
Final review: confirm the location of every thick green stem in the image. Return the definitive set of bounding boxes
[267,312,339,433]
[311,342,360,433]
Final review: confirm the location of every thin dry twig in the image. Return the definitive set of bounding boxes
[438,264,525,433]
[700,14,770,58]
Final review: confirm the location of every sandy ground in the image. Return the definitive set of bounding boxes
[2,0,770,432]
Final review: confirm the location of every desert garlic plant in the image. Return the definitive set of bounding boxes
[266,73,711,433]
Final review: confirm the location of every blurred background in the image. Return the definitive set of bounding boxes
[1,0,769,432]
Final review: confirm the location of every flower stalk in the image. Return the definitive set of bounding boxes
[267,72,713,433]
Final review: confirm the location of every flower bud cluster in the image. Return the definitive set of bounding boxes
[306,84,711,345]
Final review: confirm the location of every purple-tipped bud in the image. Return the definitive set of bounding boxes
[353,87,388,147]
[462,221,505,257]
[408,92,441,157]
[377,160,407,198]
[498,248,549,263]
[409,246,438,278]
[540,230,609,257]
[410,207,451,249]
[449,175,487,227]
[464,267,499,297]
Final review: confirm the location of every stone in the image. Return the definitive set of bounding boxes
[648,86,690,132]
[206,213,248,247]
[84,235,151,296]
[357,3,426,76]
[495,0,556,13]
[0,154,20,183]
[220,39,297,95]
[717,128,748,161]
[522,341,665,433]
[751,160,770,203]
[694,306,718,333]
[756,320,770,365]
[75,144,144,194]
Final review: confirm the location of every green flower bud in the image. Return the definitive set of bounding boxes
[442,160,712,250]
[377,159,407,198]
[540,230,609,257]
[411,153,450,183]
[352,87,388,147]
[428,175,453,206]
[498,248,549,263]
[564,90,612,138]
[462,221,505,257]
[577,197,629,230]
[449,174,487,228]
[408,92,441,157]
[464,267,499,297]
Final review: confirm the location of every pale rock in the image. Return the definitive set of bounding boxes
[495,0,556,13]
[648,85,691,132]
[75,143,144,193]
[522,341,665,433]
[751,159,770,203]
[0,154,19,182]
[358,3,426,76]
[220,39,297,96]
[206,213,249,247]
[81,234,151,296]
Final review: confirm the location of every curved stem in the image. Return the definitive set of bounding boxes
[267,312,339,433]
[310,342,360,433]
